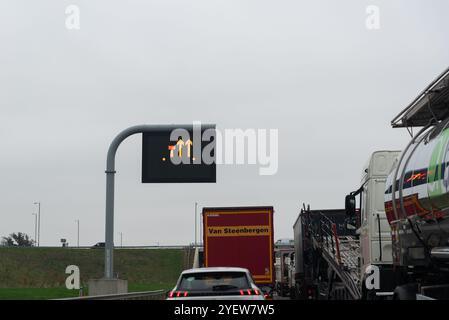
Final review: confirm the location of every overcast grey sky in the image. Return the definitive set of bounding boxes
[0,0,448,246]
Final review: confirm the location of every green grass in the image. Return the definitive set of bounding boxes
[0,247,183,299]
[0,287,80,300]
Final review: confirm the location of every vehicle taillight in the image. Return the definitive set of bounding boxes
[307,288,314,299]
[240,289,261,296]
[169,290,189,298]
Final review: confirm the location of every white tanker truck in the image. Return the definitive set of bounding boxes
[346,67,449,299]
[294,67,449,300]
[381,67,449,299]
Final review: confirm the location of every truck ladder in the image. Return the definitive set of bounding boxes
[304,210,362,300]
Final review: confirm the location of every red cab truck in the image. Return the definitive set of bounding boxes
[202,206,275,294]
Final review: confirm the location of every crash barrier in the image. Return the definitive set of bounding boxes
[54,289,167,300]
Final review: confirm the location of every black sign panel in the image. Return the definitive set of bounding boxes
[142,125,216,183]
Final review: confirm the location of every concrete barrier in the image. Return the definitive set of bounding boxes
[88,278,128,296]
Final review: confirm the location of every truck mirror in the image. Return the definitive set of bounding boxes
[345,194,356,216]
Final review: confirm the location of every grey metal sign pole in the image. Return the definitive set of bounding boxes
[104,124,185,279]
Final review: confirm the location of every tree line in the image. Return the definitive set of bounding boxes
[1,232,34,247]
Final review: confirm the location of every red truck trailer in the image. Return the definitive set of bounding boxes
[203,206,275,292]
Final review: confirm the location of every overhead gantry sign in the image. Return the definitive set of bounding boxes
[104,124,216,279]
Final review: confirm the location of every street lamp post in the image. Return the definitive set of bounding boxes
[199,207,203,246]
[120,232,123,247]
[34,202,41,247]
[76,220,80,247]
[32,213,37,246]
[195,202,198,247]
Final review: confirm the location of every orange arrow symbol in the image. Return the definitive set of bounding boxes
[185,139,193,158]
[176,139,184,157]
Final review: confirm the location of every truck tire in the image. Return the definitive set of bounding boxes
[361,282,378,300]
[280,285,286,297]
[393,284,418,300]
[275,283,280,296]
[290,287,296,299]
[365,289,377,300]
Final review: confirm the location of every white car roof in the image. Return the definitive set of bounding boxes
[181,267,251,275]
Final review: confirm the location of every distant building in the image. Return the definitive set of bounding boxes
[274,238,294,249]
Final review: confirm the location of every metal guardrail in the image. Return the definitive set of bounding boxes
[54,289,167,300]
[1,245,189,250]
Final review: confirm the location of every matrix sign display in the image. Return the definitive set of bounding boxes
[141,124,216,183]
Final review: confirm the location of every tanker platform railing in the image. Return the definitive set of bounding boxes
[302,208,362,300]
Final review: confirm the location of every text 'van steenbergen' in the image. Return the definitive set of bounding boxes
[170,122,278,175]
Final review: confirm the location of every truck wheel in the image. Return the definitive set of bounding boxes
[393,284,418,300]
[365,289,377,300]
[289,287,295,299]
[280,286,285,297]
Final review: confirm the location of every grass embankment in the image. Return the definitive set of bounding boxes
[0,247,184,299]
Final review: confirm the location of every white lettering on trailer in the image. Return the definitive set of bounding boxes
[365,265,380,290]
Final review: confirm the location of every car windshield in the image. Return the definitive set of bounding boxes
[177,271,250,291]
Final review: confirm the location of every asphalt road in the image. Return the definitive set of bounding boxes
[272,294,291,300]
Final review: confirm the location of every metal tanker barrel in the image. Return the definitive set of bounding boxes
[386,66,449,285]
[385,121,449,229]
